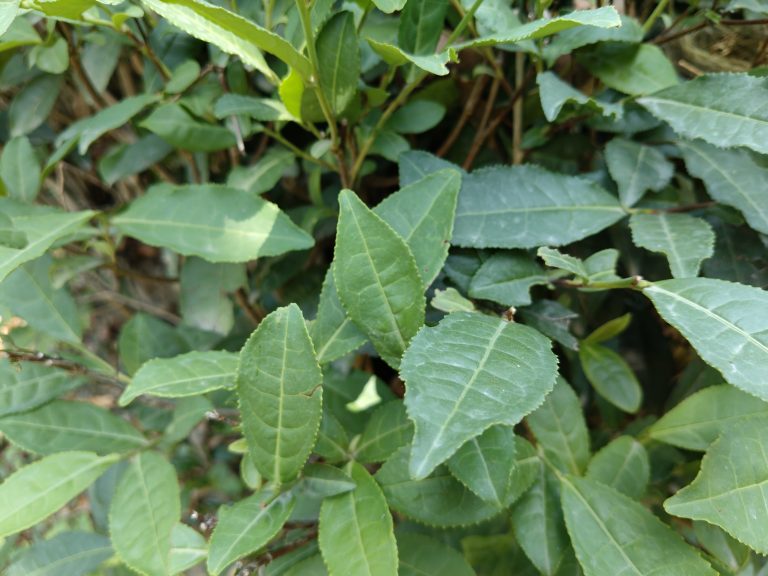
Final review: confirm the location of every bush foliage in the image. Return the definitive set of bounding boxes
[1,0,768,575]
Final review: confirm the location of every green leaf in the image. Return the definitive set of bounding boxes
[0,200,94,283]
[527,378,590,475]
[161,396,213,447]
[0,360,83,417]
[468,251,551,307]
[110,452,180,576]
[580,44,678,96]
[1,136,41,202]
[0,0,18,37]
[649,385,768,451]
[180,257,245,334]
[0,451,119,538]
[319,462,398,576]
[579,343,642,413]
[333,190,425,368]
[605,138,673,207]
[299,463,356,498]
[6,531,111,576]
[401,311,557,479]
[398,0,448,81]
[141,103,237,152]
[693,522,750,574]
[542,14,643,64]
[118,313,189,376]
[367,38,452,76]
[213,94,292,121]
[316,12,359,115]
[584,313,632,345]
[9,75,61,138]
[120,350,238,405]
[0,400,148,455]
[447,425,518,507]
[562,475,716,575]
[456,6,620,49]
[113,184,314,263]
[169,523,207,575]
[227,148,296,195]
[585,436,649,499]
[26,0,96,19]
[367,0,406,15]
[631,213,715,279]
[355,400,413,464]
[374,169,461,287]
[643,278,768,401]
[207,491,295,575]
[315,409,350,464]
[678,139,768,235]
[537,71,622,122]
[0,256,81,344]
[397,533,475,576]
[431,287,476,314]
[638,73,768,155]
[665,417,768,554]
[237,304,322,484]
[99,135,173,186]
[518,300,579,351]
[399,150,463,186]
[387,100,446,134]
[453,165,626,249]
[140,0,312,82]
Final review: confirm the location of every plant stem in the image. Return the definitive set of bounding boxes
[643,0,670,33]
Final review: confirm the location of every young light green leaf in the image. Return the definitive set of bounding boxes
[605,138,673,207]
[468,251,551,307]
[630,214,714,279]
[431,287,476,314]
[366,0,406,15]
[169,523,207,575]
[584,313,632,345]
[0,401,148,455]
[113,184,313,263]
[110,451,180,576]
[537,247,588,278]
[644,278,768,401]
[585,436,649,499]
[0,451,119,538]
[1,136,41,202]
[374,169,461,287]
[333,190,425,368]
[140,0,312,82]
[213,94,292,121]
[537,71,623,122]
[207,491,295,575]
[527,377,590,475]
[227,148,295,195]
[402,312,558,479]
[317,12,359,115]
[398,0,448,81]
[580,343,642,413]
[678,139,768,235]
[237,304,322,484]
[355,401,413,464]
[319,462,398,576]
[542,14,643,65]
[665,417,768,554]
[580,44,678,96]
[397,533,475,576]
[649,385,768,451]
[0,360,83,417]
[6,531,112,576]
[0,199,94,283]
[0,0,18,37]
[120,350,238,405]
[180,258,245,334]
[447,425,518,507]
[454,165,626,249]
[141,103,237,152]
[367,39,452,76]
[561,475,716,576]
[638,73,768,155]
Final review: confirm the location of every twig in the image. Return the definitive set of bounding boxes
[57,23,109,109]
[2,349,127,387]
[652,21,707,45]
[235,288,266,326]
[512,51,525,165]
[437,75,488,157]
[463,74,501,170]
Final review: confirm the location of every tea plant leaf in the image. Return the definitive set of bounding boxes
[579,343,642,413]
[333,190,425,368]
[113,184,314,263]
[561,475,717,576]
[213,94,291,121]
[693,521,749,574]
[518,300,579,350]
[366,0,406,15]
[584,313,632,345]
[401,312,558,479]
[237,304,323,484]
[580,44,678,96]
[120,350,238,405]
[0,360,83,417]
[542,14,643,64]
[5,531,112,576]
[649,385,768,451]
[397,533,475,576]
[537,71,622,122]
[0,1,18,37]
[227,148,295,195]
[605,138,673,207]
[367,39,452,76]
[585,436,649,499]
[0,199,94,283]
[665,418,768,554]
[468,251,551,307]
[299,463,356,498]
[140,0,312,81]
[169,523,207,575]
[447,425,518,507]
[110,451,180,576]
[0,451,119,538]
[141,103,237,152]
[638,73,768,155]
[678,139,768,235]
[317,12,359,115]
[207,491,295,575]
[375,169,461,287]
[526,377,590,475]
[629,213,714,278]
[319,462,398,576]
[643,278,768,401]
[398,0,448,79]
[355,400,413,464]
[453,165,626,249]
[0,401,148,455]
[1,136,41,202]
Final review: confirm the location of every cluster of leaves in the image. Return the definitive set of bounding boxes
[1,0,768,575]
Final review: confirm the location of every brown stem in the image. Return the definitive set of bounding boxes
[58,24,109,109]
[2,349,123,388]
[463,74,501,170]
[235,288,266,326]
[652,21,707,45]
[437,75,488,158]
